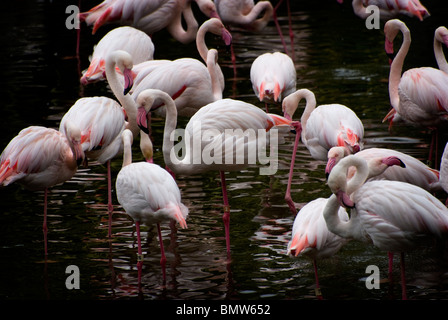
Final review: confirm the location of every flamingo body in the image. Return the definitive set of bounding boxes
[345,0,430,21]
[250,52,296,104]
[81,26,154,85]
[0,126,83,191]
[288,198,349,260]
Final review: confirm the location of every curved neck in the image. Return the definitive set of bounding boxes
[207,49,223,100]
[352,0,369,19]
[167,1,199,44]
[105,54,139,137]
[434,30,448,73]
[244,2,273,31]
[388,24,411,111]
[323,194,353,238]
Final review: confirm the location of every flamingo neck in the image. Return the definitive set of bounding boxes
[244,2,273,32]
[434,31,448,73]
[323,194,353,238]
[388,24,411,111]
[105,54,139,137]
[207,49,223,100]
[351,0,370,19]
[167,1,199,44]
[122,133,133,167]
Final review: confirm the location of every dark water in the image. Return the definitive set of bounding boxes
[1,0,448,303]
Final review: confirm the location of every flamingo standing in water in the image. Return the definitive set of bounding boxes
[0,125,84,256]
[250,51,296,112]
[79,0,220,43]
[337,0,430,21]
[116,129,188,284]
[60,50,140,237]
[288,154,405,299]
[81,26,154,85]
[434,26,448,74]
[136,89,298,256]
[383,19,448,168]
[325,155,448,299]
[326,146,440,193]
[282,88,364,213]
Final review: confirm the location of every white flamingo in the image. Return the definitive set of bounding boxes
[325,155,448,299]
[59,50,139,237]
[326,146,440,193]
[116,129,188,283]
[0,125,84,256]
[282,88,364,213]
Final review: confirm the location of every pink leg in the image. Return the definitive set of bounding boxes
[157,223,167,281]
[135,221,143,287]
[400,252,407,300]
[43,188,48,257]
[285,122,302,213]
[107,160,113,237]
[313,259,323,300]
[220,171,231,257]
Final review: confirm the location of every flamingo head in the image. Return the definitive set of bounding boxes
[194,0,221,21]
[436,27,448,49]
[137,106,150,135]
[384,20,404,63]
[325,147,346,179]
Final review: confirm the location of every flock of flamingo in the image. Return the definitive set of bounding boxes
[1,0,448,300]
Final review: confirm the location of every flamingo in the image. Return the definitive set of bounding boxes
[282,88,364,213]
[79,0,220,44]
[250,51,296,112]
[337,0,430,21]
[288,153,405,299]
[0,125,84,256]
[326,146,440,193]
[130,18,232,118]
[59,50,139,237]
[135,88,299,256]
[434,26,448,74]
[383,19,448,168]
[80,26,154,85]
[325,155,448,299]
[116,129,188,284]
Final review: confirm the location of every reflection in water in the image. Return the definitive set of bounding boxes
[1,0,448,300]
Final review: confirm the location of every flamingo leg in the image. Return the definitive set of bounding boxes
[43,188,48,257]
[107,160,113,237]
[313,259,323,300]
[135,221,143,288]
[157,223,167,282]
[388,252,394,280]
[220,171,231,257]
[285,122,302,213]
[400,252,407,300]
[272,0,289,56]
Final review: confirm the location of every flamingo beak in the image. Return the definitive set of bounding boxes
[325,158,337,180]
[222,28,232,46]
[137,106,150,135]
[123,68,134,95]
[382,156,406,168]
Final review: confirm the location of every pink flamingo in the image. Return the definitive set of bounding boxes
[326,146,440,193]
[0,125,84,256]
[79,0,220,43]
[434,26,448,74]
[288,154,405,299]
[337,0,430,20]
[325,155,448,299]
[59,50,140,237]
[81,26,154,85]
[282,88,364,213]
[116,129,188,284]
[135,88,298,257]
[383,19,448,168]
[130,18,232,118]
[250,51,296,112]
